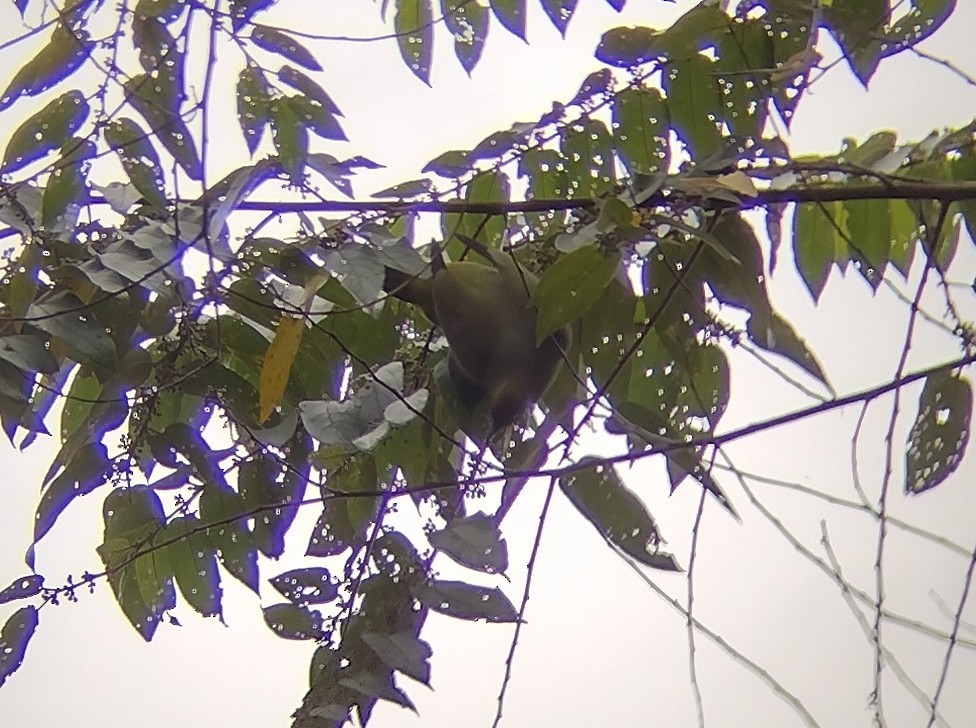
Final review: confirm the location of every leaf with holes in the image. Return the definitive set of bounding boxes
[0,607,38,688]
[269,567,339,606]
[560,458,679,571]
[906,373,972,494]
[442,0,488,73]
[0,576,43,605]
[429,512,508,574]
[1,91,89,174]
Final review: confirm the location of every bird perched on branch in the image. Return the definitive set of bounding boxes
[383,235,570,435]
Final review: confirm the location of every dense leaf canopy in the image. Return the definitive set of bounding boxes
[0,1,973,725]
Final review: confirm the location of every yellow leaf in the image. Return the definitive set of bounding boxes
[258,314,305,423]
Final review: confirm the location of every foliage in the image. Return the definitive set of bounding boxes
[0,0,972,726]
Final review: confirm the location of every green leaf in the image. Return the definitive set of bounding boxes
[236,65,272,155]
[442,0,488,73]
[3,242,42,323]
[560,459,679,571]
[663,54,723,161]
[428,512,508,574]
[746,311,829,388]
[200,482,260,594]
[825,0,889,85]
[339,669,416,712]
[279,66,342,116]
[26,291,117,370]
[1,91,89,174]
[906,373,972,495]
[423,149,472,178]
[270,567,339,605]
[42,139,95,227]
[612,86,669,176]
[0,25,92,110]
[103,117,167,208]
[124,74,202,180]
[442,171,510,255]
[888,199,918,278]
[163,516,222,618]
[0,333,59,375]
[395,0,434,85]
[716,17,774,143]
[517,147,569,233]
[135,0,185,21]
[844,199,892,289]
[98,486,174,641]
[250,25,322,71]
[648,4,729,60]
[263,603,322,640]
[0,606,38,688]
[270,97,309,182]
[560,118,615,198]
[289,94,347,142]
[877,0,955,57]
[489,0,526,40]
[229,0,276,30]
[415,580,519,622]
[240,433,309,559]
[793,201,847,302]
[540,0,578,36]
[532,245,619,343]
[132,14,182,81]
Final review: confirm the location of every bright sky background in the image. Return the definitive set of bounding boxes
[1,2,976,727]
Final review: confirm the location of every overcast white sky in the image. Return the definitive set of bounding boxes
[1,2,976,727]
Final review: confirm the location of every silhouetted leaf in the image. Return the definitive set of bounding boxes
[361,630,432,686]
[0,607,38,688]
[237,65,272,155]
[429,512,508,574]
[0,576,43,605]
[907,372,972,494]
[2,91,89,174]
[270,567,339,605]
[415,580,519,622]
[251,25,322,70]
[0,25,91,111]
[560,459,679,571]
[263,603,322,640]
